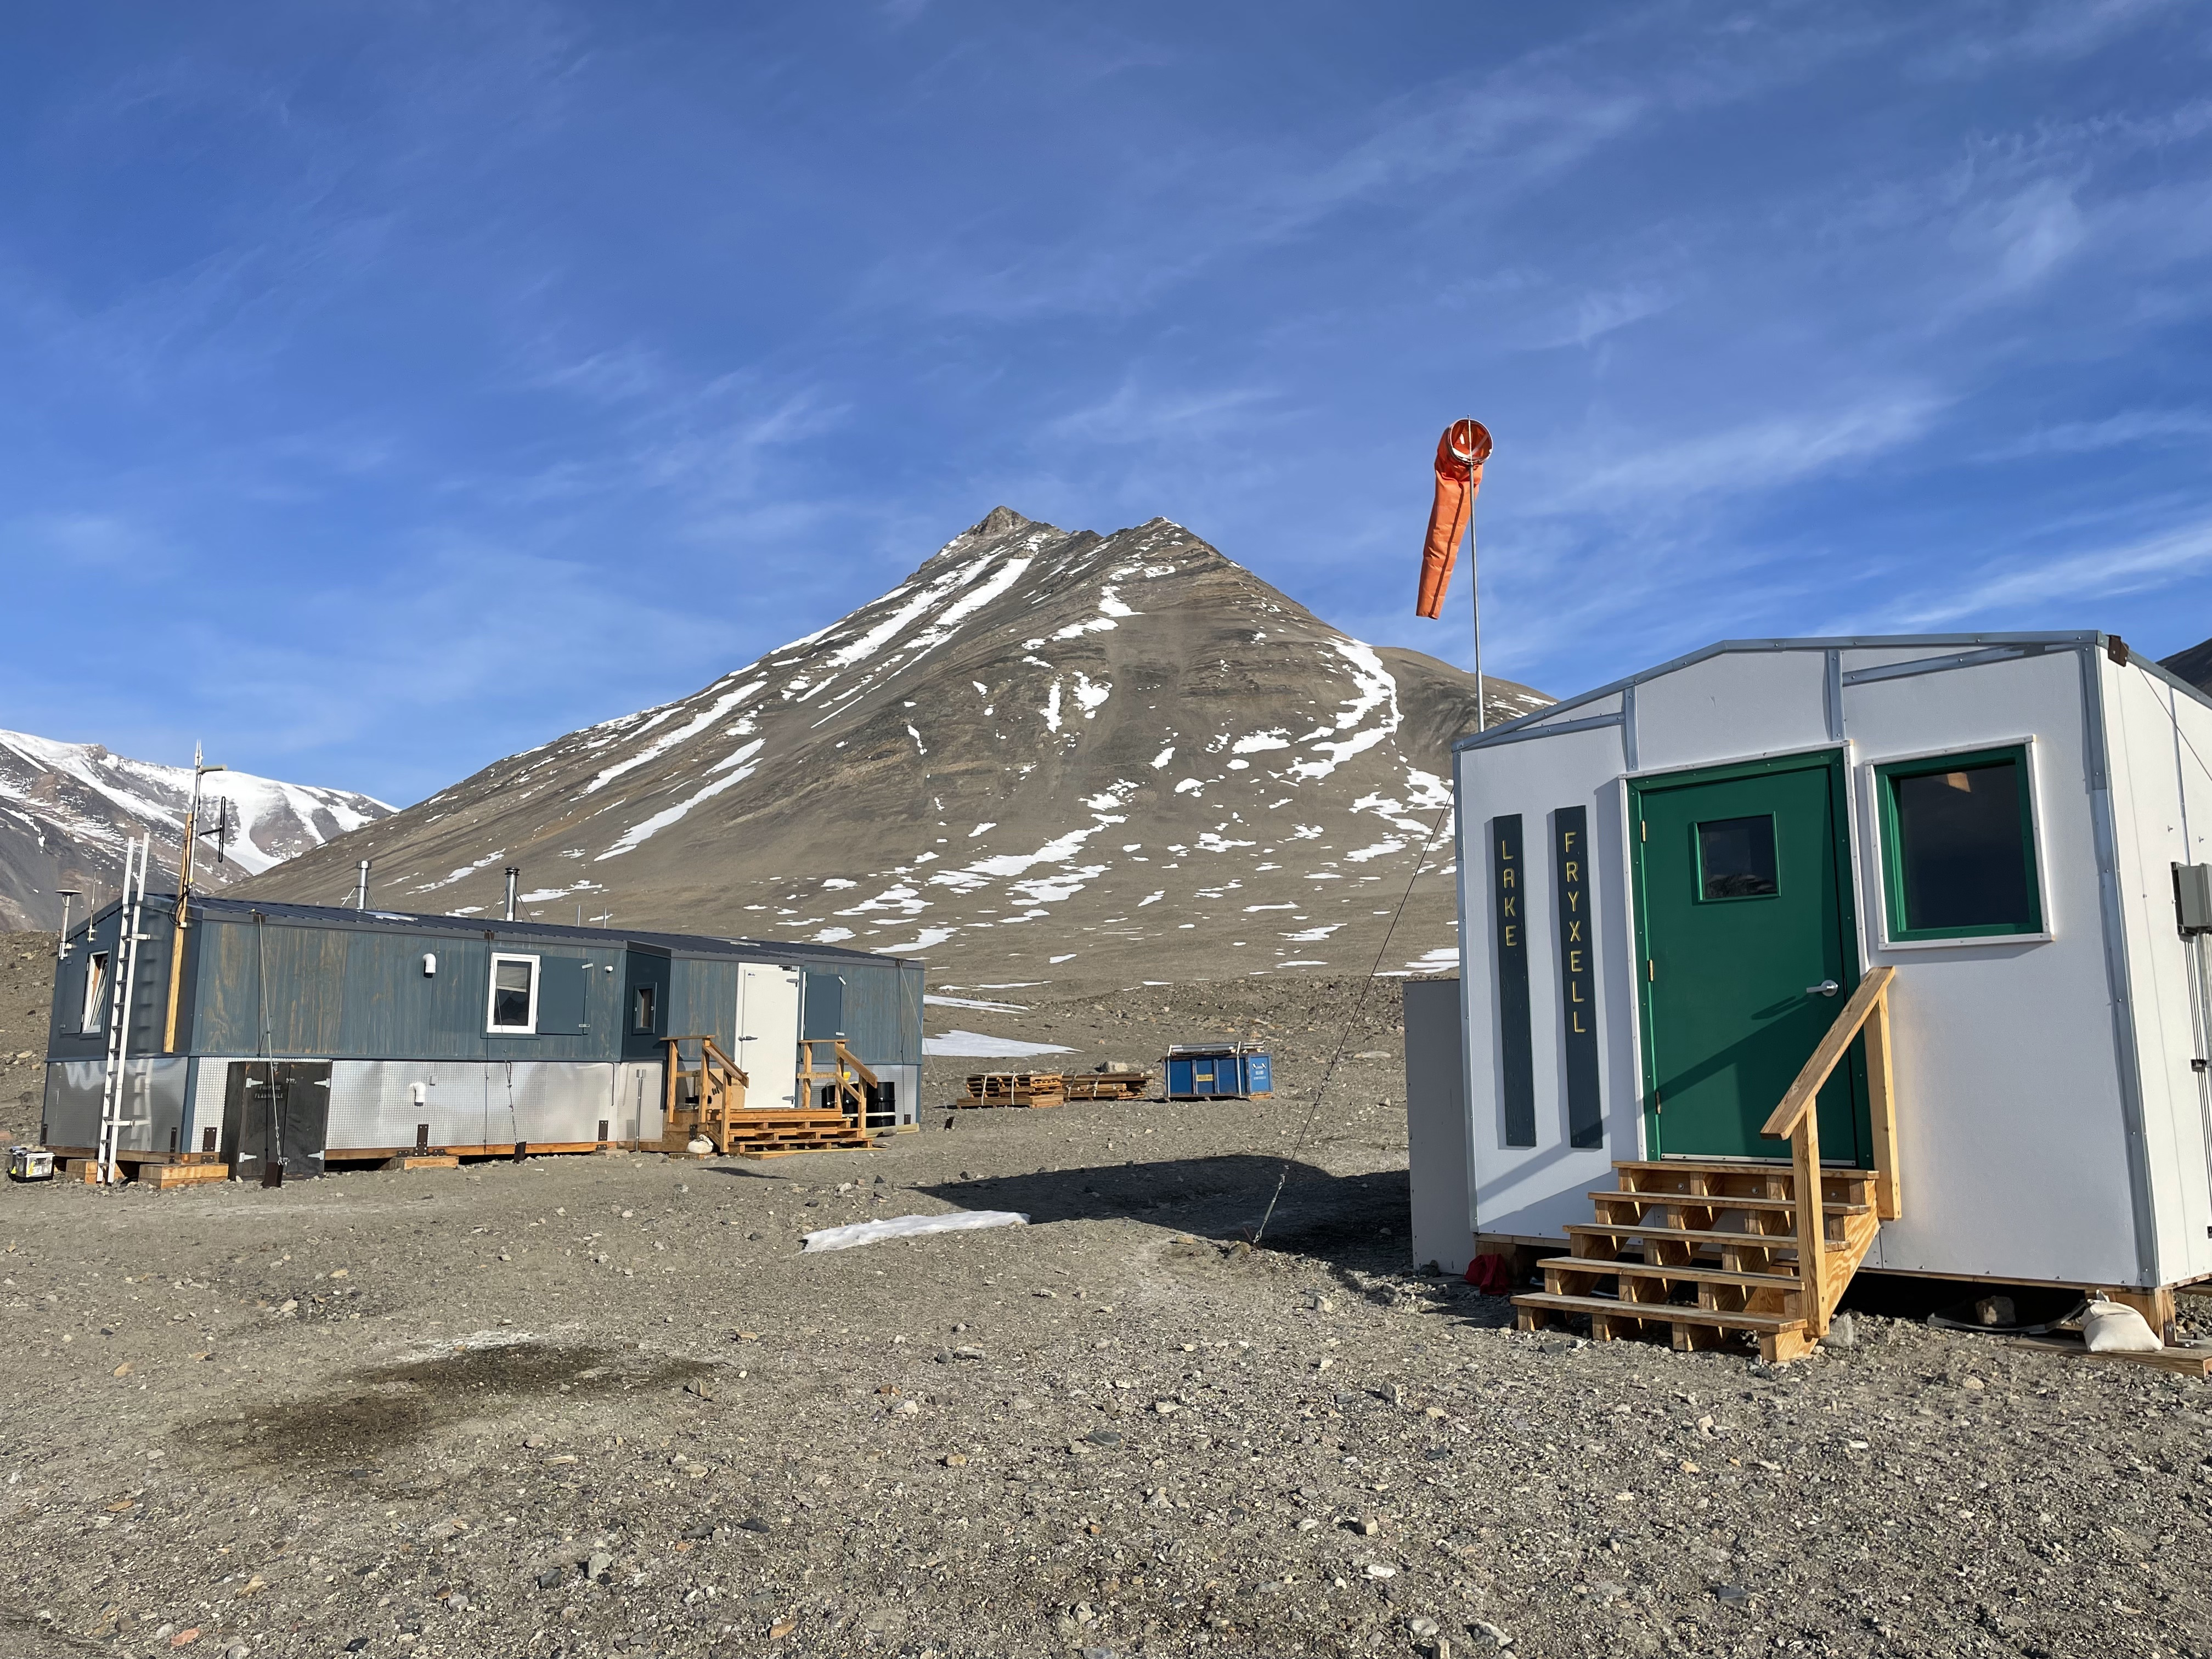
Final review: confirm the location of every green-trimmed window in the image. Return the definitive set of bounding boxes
[1696,814,1778,901]
[1877,744,2042,940]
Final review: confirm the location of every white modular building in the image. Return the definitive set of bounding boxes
[1410,633,2212,1344]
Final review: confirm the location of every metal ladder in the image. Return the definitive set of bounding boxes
[93,837,150,1187]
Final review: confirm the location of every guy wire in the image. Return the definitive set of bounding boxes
[1252,801,1452,1248]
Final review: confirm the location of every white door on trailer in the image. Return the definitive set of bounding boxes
[735,964,802,1110]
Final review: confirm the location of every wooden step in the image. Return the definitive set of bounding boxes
[1612,1158,1872,1191]
[1511,1290,1803,1335]
[1588,1188,1870,1216]
[1565,1221,1836,1250]
[1536,1255,1803,1292]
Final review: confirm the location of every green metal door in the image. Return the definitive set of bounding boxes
[1630,753,1866,1163]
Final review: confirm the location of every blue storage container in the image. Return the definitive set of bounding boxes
[1164,1045,1273,1100]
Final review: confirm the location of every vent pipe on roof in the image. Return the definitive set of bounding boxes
[504,866,520,922]
[355,860,371,910]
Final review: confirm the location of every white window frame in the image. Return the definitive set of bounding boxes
[486,952,541,1034]
[81,950,110,1032]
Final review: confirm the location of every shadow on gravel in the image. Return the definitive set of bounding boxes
[920,1154,1410,1272]
[177,1340,712,1482]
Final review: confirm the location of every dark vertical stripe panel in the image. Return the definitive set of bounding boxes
[1492,815,1536,1148]
[1554,805,1604,1148]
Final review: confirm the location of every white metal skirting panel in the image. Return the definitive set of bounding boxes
[41,1058,187,1153]
[1404,979,1472,1273]
[878,1063,919,1127]
[323,1061,665,1150]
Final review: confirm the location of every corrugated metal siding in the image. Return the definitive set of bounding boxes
[148,903,915,1074]
[837,958,922,1069]
[46,900,174,1062]
[190,916,632,1062]
[668,957,738,1049]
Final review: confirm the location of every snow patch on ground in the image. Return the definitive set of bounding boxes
[874,927,957,955]
[801,1210,1029,1253]
[596,755,761,859]
[581,681,763,795]
[922,1029,1075,1058]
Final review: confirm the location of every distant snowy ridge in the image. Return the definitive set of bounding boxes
[0,728,393,929]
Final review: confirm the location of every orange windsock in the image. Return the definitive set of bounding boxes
[1415,418,1492,619]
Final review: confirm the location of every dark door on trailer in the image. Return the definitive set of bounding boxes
[1632,755,1866,1163]
[621,946,671,1061]
[220,1062,333,1178]
[537,955,591,1036]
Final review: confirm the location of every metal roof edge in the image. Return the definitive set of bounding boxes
[1452,631,2108,754]
[2125,649,2212,716]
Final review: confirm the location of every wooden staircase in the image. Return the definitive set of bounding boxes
[661,1035,876,1159]
[1514,966,1901,1365]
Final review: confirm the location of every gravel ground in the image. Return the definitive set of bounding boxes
[2,932,57,1146]
[5,946,2211,1658]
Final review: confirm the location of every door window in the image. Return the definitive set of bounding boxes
[487,953,540,1032]
[1696,815,1778,900]
[1877,746,2041,940]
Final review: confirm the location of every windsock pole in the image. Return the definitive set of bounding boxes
[1469,494,1486,735]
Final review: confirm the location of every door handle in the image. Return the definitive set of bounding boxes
[1805,979,1841,997]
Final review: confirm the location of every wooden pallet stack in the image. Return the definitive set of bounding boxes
[713,1109,876,1160]
[957,1072,1066,1109]
[1063,1071,1150,1102]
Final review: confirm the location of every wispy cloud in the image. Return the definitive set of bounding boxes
[1884,512,2212,629]
[1535,394,1950,519]
[1977,409,2212,460]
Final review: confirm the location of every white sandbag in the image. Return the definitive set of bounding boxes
[801,1210,1029,1254]
[2082,1295,2162,1354]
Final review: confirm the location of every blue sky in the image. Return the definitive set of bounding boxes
[2,3,2208,806]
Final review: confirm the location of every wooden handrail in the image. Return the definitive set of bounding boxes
[1756,965,1901,1339]
[1761,966,1894,1139]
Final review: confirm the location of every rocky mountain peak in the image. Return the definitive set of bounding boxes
[241,512,1548,991]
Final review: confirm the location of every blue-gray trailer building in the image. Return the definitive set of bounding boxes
[38,895,923,1180]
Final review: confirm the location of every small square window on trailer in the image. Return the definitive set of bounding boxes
[1403,633,2212,1363]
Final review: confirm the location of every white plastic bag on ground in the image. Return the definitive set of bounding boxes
[801,1210,1029,1254]
[2082,1295,2162,1354]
